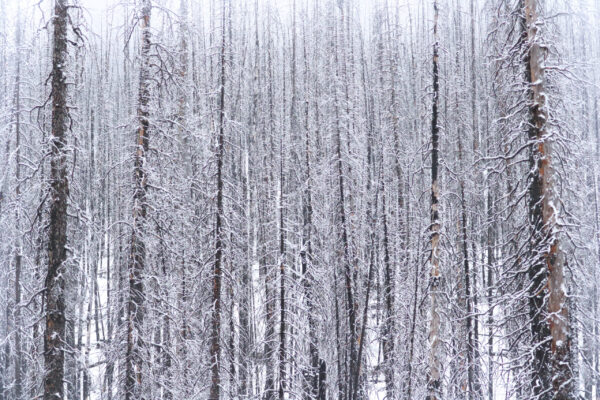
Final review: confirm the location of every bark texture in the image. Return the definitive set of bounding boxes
[126,1,151,399]
[44,0,69,398]
[210,2,226,398]
[427,1,442,399]
[523,0,573,398]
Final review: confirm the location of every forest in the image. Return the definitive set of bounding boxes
[0,0,598,399]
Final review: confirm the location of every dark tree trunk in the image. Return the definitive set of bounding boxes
[278,139,286,400]
[263,6,277,399]
[486,191,495,400]
[427,1,442,399]
[522,1,573,399]
[44,0,69,399]
[125,1,151,399]
[210,1,226,398]
[332,13,357,397]
[13,8,23,399]
[277,52,287,398]
[381,184,394,400]
[301,21,319,398]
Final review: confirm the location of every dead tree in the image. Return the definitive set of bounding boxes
[522,0,573,398]
[44,0,69,399]
[209,1,227,398]
[427,1,442,399]
[125,1,151,399]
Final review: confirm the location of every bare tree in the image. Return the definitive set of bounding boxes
[522,0,573,398]
[427,1,442,399]
[44,0,69,398]
[126,1,152,399]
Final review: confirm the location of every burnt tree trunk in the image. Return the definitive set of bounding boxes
[278,131,286,400]
[125,1,151,399]
[332,12,357,398]
[427,1,442,399]
[13,8,23,399]
[301,16,319,398]
[44,0,69,399]
[522,0,573,398]
[209,1,227,398]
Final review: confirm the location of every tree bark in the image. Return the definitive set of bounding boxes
[44,0,69,399]
[278,131,286,400]
[210,1,226,398]
[523,0,573,398]
[427,1,442,399]
[125,1,151,399]
[332,12,357,398]
[301,15,319,398]
[13,8,23,399]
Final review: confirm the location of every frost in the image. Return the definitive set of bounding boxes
[4,1,593,399]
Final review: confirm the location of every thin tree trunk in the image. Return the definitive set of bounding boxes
[381,173,394,400]
[594,88,600,400]
[301,14,319,398]
[333,269,344,400]
[262,20,276,396]
[460,181,474,399]
[210,1,226,398]
[333,15,357,399]
[468,1,482,396]
[427,0,441,400]
[2,308,10,400]
[427,1,442,399]
[13,8,22,399]
[278,131,286,400]
[486,189,494,400]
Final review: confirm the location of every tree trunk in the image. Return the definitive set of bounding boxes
[301,16,319,398]
[427,1,442,399]
[486,190,495,400]
[13,8,22,399]
[126,1,151,399]
[210,1,226,398]
[333,12,357,397]
[523,0,573,398]
[44,0,69,399]
[262,12,276,395]
[278,133,286,400]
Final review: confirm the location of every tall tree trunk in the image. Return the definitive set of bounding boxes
[301,15,319,398]
[427,1,442,399]
[381,177,394,400]
[210,1,226,398]
[594,84,600,400]
[44,0,69,399]
[523,1,573,398]
[13,8,22,399]
[126,1,151,399]
[486,189,494,400]
[263,5,276,397]
[333,13,357,398]
[278,130,286,400]
[468,1,482,397]
[457,56,475,398]
[460,180,474,399]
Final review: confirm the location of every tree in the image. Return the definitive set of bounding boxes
[126,1,152,398]
[44,0,69,399]
[0,1,593,399]
[427,1,442,399]
[12,6,23,399]
[209,1,227,398]
[522,0,573,398]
